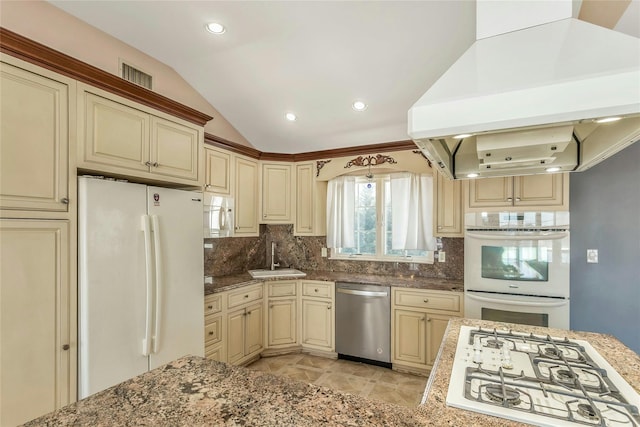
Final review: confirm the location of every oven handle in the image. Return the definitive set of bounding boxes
[466,293,569,307]
[465,231,568,241]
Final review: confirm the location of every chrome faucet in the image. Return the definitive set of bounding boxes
[270,241,280,271]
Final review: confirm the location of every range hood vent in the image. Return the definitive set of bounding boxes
[408,8,640,180]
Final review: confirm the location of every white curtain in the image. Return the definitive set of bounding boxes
[326,176,356,249]
[390,173,436,251]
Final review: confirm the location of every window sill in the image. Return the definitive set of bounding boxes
[329,253,434,264]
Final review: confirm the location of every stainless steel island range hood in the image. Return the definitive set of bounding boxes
[408,3,640,180]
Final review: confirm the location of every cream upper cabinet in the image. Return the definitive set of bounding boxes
[0,219,75,426]
[294,162,327,236]
[466,173,568,211]
[300,280,335,352]
[149,116,199,181]
[77,84,203,185]
[261,162,292,223]
[234,155,259,236]
[205,147,232,195]
[433,171,463,237]
[0,60,74,214]
[391,288,462,374]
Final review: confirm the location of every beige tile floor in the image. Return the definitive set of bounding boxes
[246,354,428,408]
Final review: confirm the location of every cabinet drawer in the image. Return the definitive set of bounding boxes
[394,289,461,312]
[268,281,297,297]
[302,281,333,298]
[204,315,222,345]
[228,284,263,308]
[205,344,223,362]
[204,294,222,316]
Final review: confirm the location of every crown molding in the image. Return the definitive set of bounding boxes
[0,27,213,126]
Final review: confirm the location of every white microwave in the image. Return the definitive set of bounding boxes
[204,193,234,238]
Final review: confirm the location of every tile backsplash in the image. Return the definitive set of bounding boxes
[205,224,463,280]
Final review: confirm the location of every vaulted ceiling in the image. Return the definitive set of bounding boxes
[49,1,639,153]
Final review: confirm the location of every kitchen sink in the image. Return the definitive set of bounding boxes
[248,269,306,279]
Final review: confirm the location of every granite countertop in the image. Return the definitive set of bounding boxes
[25,356,423,427]
[205,270,463,295]
[416,318,640,426]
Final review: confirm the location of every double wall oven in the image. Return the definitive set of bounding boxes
[464,211,570,329]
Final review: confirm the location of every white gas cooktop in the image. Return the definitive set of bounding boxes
[447,326,640,426]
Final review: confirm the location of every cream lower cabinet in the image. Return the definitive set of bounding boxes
[77,84,202,186]
[391,288,462,374]
[0,219,75,426]
[465,173,568,211]
[266,281,298,348]
[204,294,225,362]
[300,281,335,353]
[225,284,264,365]
[0,58,74,215]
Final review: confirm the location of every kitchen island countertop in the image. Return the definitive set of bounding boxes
[205,270,462,295]
[25,355,424,427]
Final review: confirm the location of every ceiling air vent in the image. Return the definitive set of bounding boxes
[120,62,153,90]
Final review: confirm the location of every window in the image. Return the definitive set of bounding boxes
[326,173,435,263]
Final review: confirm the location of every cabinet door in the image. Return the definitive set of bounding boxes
[434,172,463,236]
[295,163,314,234]
[467,177,513,208]
[514,173,566,208]
[80,91,150,172]
[426,314,452,366]
[234,156,259,235]
[245,303,263,356]
[227,309,246,364]
[205,147,232,194]
[150,116,199,181]
[301,299,333,349]
[0,220,74,426]
[0,62,70,212]
[268,299,297,347]
[262,163,291,223]
[392,309,426,366]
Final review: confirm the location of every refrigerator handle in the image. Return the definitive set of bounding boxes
[151,215,163,354]
[141,215,154,357]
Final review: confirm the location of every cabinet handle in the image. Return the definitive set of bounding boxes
[507,197,513,202]
[152,162,159,167]
[423,299,429,303]
[437,226,442,230]
[327,305,331,310]
[145,161,152,167]
[61,197,70,204]
[207,305,213,309]
[62,344,70,350]
[515,197,521,202]
[427,318,432,322]
[244,295,249,298]
[270,304,274,308]
[420,317,425,322]
[314,288,318,293]
[247,311,252,315]
[208,331,214,336]
[263,214,267,218]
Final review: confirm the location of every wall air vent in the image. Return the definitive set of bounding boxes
[120,61,153,90]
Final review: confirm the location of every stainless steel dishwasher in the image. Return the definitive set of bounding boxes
[335,282,391,367]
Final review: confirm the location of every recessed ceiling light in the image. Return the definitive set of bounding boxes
[285,112,297,122]
[453,134,472,139]
[466,173,479,178]
[205,22,226,34]
[546,167,561,173]
[595,116,622,123]
[352,101,367,111]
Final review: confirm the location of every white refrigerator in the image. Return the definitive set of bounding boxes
[78,177,204,399]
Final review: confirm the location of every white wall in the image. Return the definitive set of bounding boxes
[0,0,252,147]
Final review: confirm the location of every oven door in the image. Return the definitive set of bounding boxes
[464,230,570,298]
[464,291,570,329]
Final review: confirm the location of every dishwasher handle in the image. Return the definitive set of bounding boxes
[337,288,388,297]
